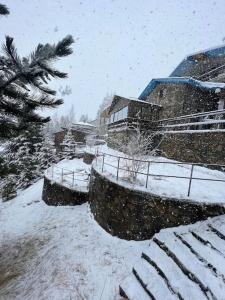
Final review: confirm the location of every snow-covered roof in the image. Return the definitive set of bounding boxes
[170,44,225,77]
[72,121,95,127]
[187,43,225,59]
[139,77,225,100]
[120,214,225,299]
[109,95,161,113]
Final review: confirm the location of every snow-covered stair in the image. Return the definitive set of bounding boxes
[119,215,225,300]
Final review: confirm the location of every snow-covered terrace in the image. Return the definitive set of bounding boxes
[90,146,225,204]
[45,158,91,192]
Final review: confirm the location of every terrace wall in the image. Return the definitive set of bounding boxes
[159,131,225,165]
[42,177,88,206]
[89,168,225,240]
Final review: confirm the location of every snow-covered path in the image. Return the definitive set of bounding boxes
[0,180,148,300]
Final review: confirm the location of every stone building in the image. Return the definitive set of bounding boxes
[139,77,225,119]
[108,44,225,164]
[108,95,161,130]
[107,95,162,147]
[170,44,225,81]
[54,122,95,153]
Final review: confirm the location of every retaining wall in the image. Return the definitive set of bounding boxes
[83,152,96,164]
[159,131,225,165]
[42,177,88,206]
[89,167,225,240]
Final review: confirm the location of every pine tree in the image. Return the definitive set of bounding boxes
[38,134,58,171]
[0,3,74,138]
[4,123,57,195]
[0,35,74,138]
[1,174,17,201]
[6,127,41,189]
[60,128,76,159]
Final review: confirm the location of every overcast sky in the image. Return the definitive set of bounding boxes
[1,0,225,120]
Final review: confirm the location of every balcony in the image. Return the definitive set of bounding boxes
[108,117,154,132]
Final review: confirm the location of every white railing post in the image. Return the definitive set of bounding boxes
[188,164,194,197]
[61,168,64,183]
[102,154,105,173]
[72,171,74,187]
[116,157,120,180]
[52,166,54,180]
[145,161,150,188]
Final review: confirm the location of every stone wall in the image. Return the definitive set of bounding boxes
[83,152,96,164]
[89,168,225,240]
[146,83,218,119]
[42,177,88,206]
[107,129,135,150]
[159,131,225,165]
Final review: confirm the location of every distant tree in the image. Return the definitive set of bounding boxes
[60,115,70,128]
[38,134,58,170]
[58,85,72,96]
[79,114,90,123]
[60,128,76,159]
[44,105,76,139]
[96,93,114,121]
[69,104,76,124]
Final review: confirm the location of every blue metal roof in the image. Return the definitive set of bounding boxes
[138,77,225,101]
[170,44,225,77]
[194,44,225,57]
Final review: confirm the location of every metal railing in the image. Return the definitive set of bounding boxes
[108,117,154,131]
[46,165,90,189]
[96,152,225,197]
[155,109,225,131]
[107,110,225,132]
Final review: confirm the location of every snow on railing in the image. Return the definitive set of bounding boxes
[156,109,225,131]
[107,110,225,133]
[45,165,90,191]
[95,152,225,199]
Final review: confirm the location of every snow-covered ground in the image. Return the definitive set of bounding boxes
[45,158,91,192]
[120,214,225,300]
[0,180,148,300]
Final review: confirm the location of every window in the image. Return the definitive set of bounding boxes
[110,106,128,123]
[218,100,224,110]
[110,114,114,123]
[158,89,164,98]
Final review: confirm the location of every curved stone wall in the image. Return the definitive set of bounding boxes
[83,152,96,164]
[42,177,88,206]
[89,167,225,240]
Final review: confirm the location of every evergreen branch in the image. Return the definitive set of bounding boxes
[30,35,74,66]
[55,35,74,57]
[30,79,57,95]
[3,36,22,69]
[3,85,62,108]
[37,62,68,78]
[0,73,21,90]
[38,97,63,107]
[0,3,9,15]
